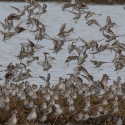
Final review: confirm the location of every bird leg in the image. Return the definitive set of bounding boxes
[99,67,103,70]
[74,19,77,23]
[117,70,119,74]
[67,62,69,66]
[38,14,41,19]
[82,63,85,66]
[72,52,75,55]
[97,68,100,72]
[89,49,90,53]
[33,32,35,37]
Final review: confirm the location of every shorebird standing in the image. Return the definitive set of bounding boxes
[6,110,18,125]
[27,105,37,122]
[57,77,65,91]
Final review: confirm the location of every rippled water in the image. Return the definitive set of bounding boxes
[0,2,125,86]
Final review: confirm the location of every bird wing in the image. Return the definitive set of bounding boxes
[36,2,43,11]
[37,61,48,70]
[30,17,37,28]
[77,76,83,84]
[101,61,109,64]
[88,74,94,81]
[67,10,77,15]
[39,76,46,81]
[74,46,83,56]
[43,33,51,40]
[43,62,49,70]
[52,38,58,46]
[27,39,34,47]
[106,16,112,25]
[20,43,29,47]
[90,60,97,65]
[16,20,24,27]
[37,61,45,66]
[66,27,74,33]
[20,45,25,53]
[25,0,32,6]
[0,21,7,30]
[43,3,47,8]
[9,5,20,13]
[105,27,115,36]
[81,75,89,82]
[93,19,101,27]
[82,67,89,75]
[46,73,50,82]
[65,56,79,63]
[73,13,81,19]
[35,44,44,49]
[60,23,66,33]
[111,40,119,46]
[0,30,6,34]
[19,63,27,69]
[68,44,74,54]
[78,36,87,45]
[122,43,125,48]
[7,62,12,69]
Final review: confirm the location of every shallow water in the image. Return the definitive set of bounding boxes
[0,2,125,86]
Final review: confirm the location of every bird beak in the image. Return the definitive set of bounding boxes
[106,75,109,77]
[61,78,64,81]
[107,77,111,80]
[99,28,102,31]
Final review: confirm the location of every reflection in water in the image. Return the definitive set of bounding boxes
[0,2,125,86]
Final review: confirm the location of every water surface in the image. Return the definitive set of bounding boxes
[0,2,125,86]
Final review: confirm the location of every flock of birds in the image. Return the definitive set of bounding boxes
[0,0,125,125]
